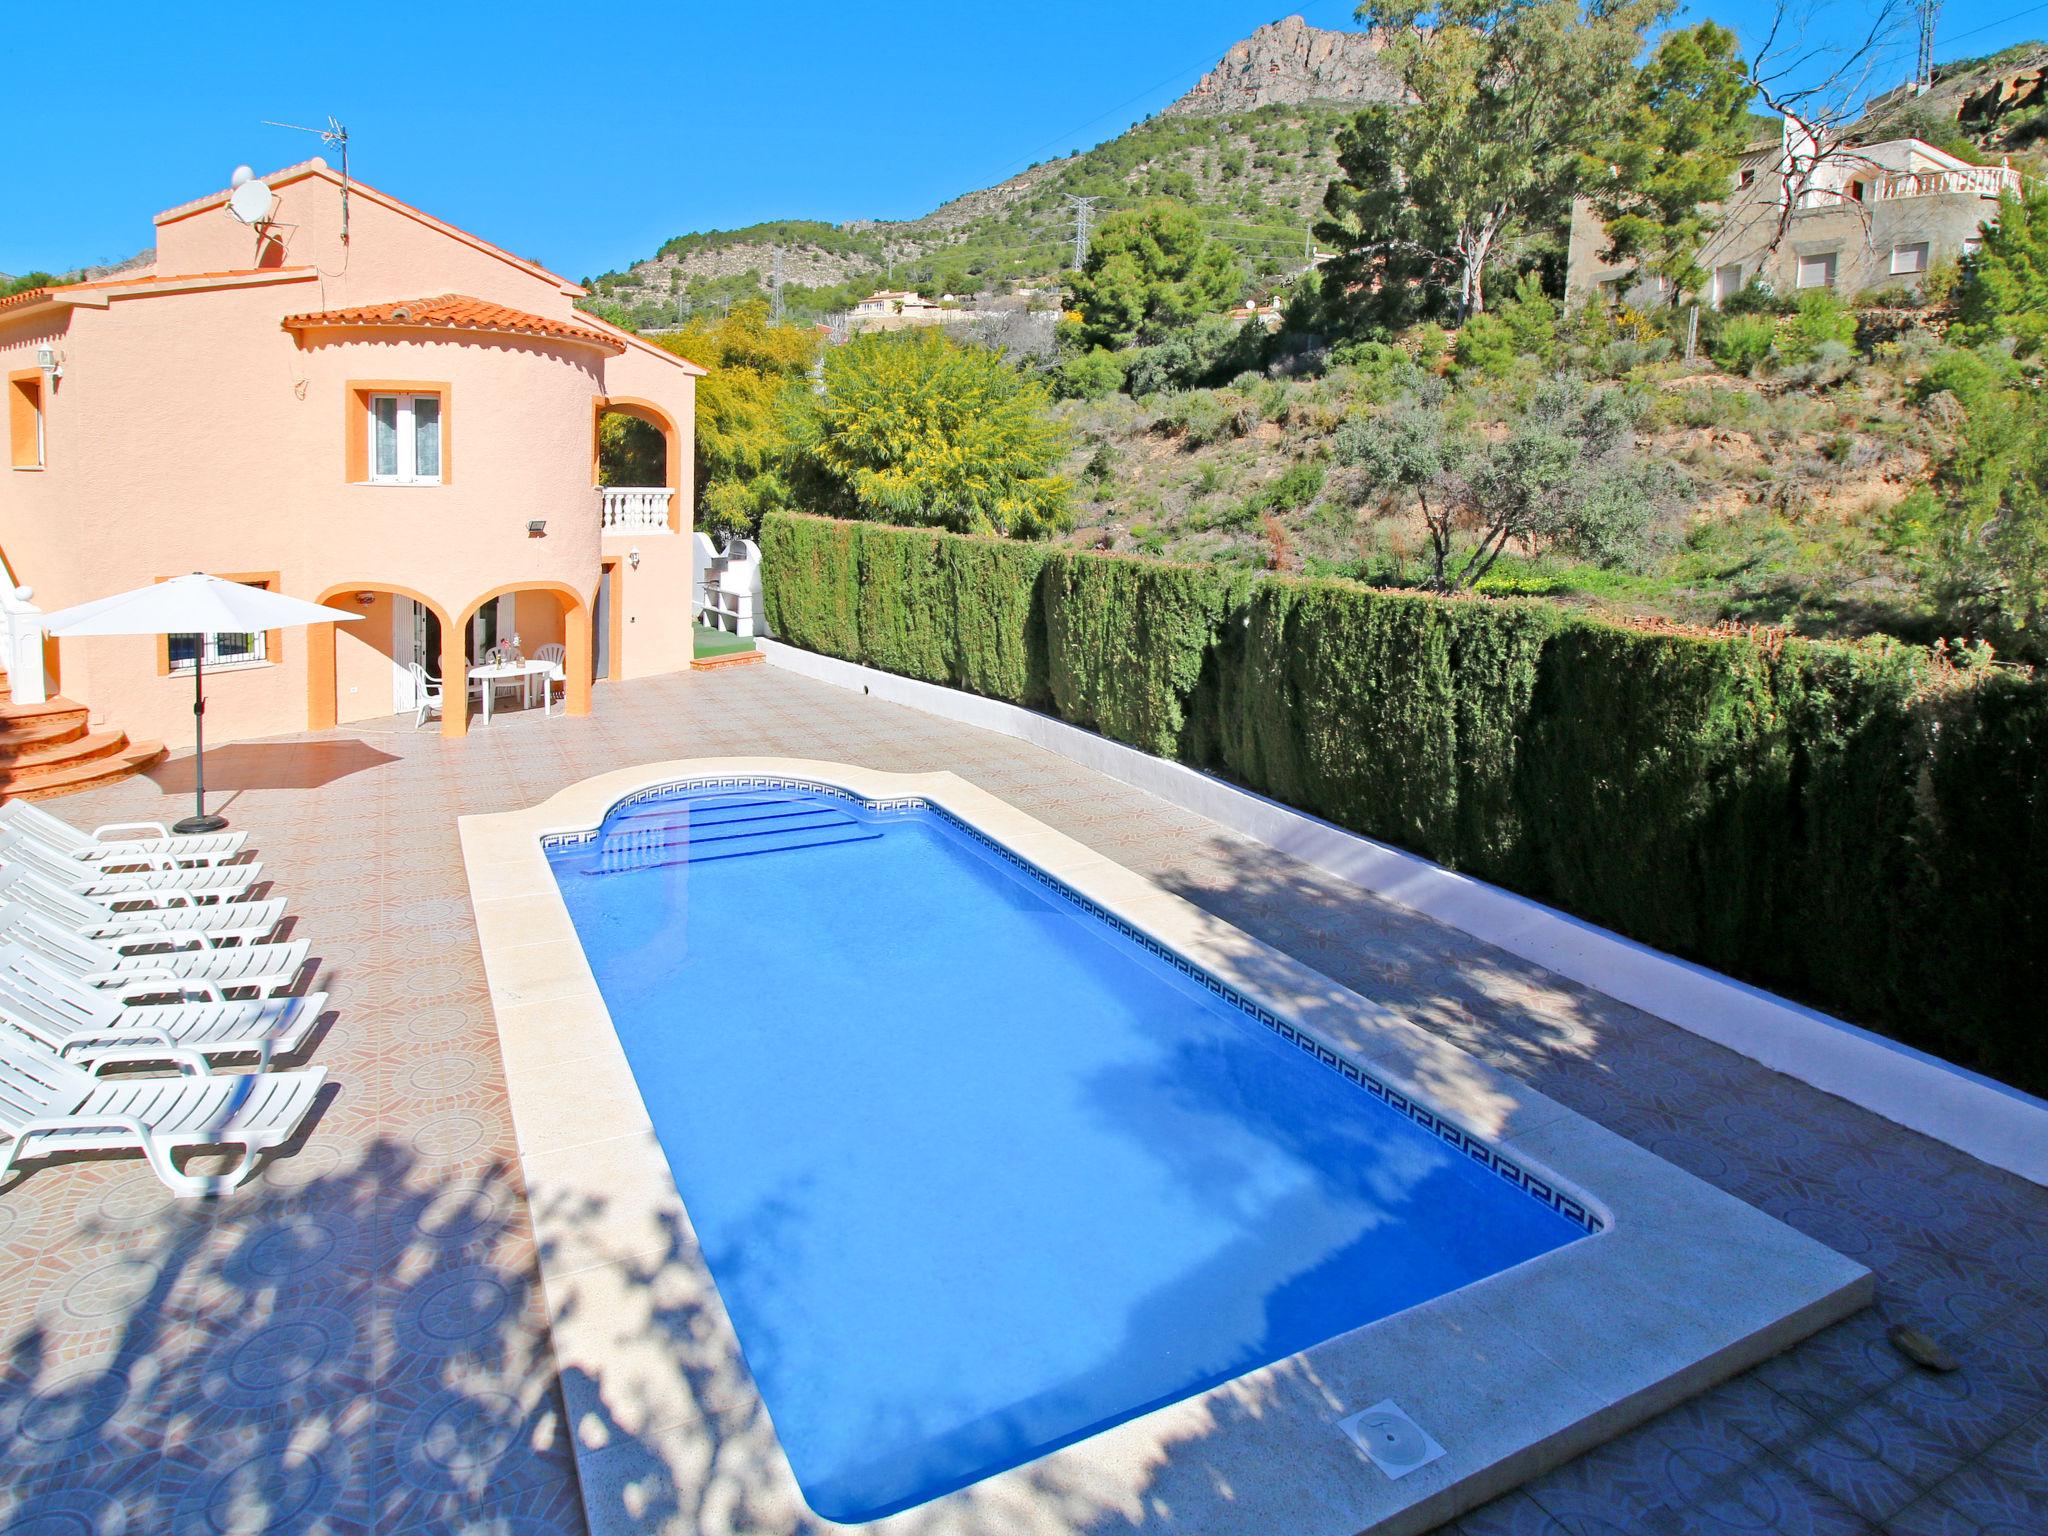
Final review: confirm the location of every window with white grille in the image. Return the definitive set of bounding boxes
[169,580,271,673]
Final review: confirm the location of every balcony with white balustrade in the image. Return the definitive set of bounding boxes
[599,486,674,535]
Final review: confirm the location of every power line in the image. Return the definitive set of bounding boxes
[1939,1,2048,46]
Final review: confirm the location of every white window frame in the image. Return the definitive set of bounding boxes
[1889,242,1930,277]
[1796,251,1838,290]
[1712,263,1744,306]
[367,392,443,485]
[169,580,272,675]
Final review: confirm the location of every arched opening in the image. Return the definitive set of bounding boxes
[308,583,460,737]
[592,397,682,534]
[456,580,593,730]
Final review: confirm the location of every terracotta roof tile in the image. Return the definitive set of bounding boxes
[279,294,626,352]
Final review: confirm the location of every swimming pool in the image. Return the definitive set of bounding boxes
[546,781,1592,1522]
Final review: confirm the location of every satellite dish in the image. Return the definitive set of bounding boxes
[227,178,275,225]
[229,164,254,188]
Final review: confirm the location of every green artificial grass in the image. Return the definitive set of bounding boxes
[693,624,757,659]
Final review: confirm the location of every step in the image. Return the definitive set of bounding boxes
[0,729,134,780]
[0,696,90,731]
[691,650,765,672]
[0,741,166,803]
[0,713,91,756]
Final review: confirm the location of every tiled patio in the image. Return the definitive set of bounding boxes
[0,664,2042,1536]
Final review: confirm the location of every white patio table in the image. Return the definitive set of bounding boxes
[467,658,557,723]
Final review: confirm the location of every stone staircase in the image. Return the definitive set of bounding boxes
[0,677,164,802]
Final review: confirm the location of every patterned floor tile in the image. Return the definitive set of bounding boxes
[0,664,2039,1536]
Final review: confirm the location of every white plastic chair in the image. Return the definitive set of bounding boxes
[534,643,567,714]
[0,802,248,870]
[0,1031,326,1198]
[409,661,445,731]
[0,865,287,950]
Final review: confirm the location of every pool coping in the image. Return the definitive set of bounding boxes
[459,756,1874,1536]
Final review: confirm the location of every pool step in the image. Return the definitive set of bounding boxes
[592,806,880,872]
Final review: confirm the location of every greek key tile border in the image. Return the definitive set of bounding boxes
[544,776,1603,1235]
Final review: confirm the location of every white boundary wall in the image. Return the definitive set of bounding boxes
[760,637,2048,1187]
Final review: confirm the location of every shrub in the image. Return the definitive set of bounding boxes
[1157,391,1234,446]
[1054,348,1127,401]
[1125,317,1260,396]
[1713,313,1778,375]
[1720,279,1792,316]
[763,510,2048,1092]
[1782,289,1858,363]
[1453,313,1519,378]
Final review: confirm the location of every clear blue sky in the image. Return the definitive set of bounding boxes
[3,0,2040,283]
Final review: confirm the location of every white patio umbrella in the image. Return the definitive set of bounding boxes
[43,573,363,834]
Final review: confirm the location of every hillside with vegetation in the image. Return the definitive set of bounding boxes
[1049,295,1950,643]
[586,101,1357,328]
[629,3,2046,670]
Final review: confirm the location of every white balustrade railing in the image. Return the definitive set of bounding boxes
[0,583,48,705]
[1872,166,2022,203]
[599,486,674,534]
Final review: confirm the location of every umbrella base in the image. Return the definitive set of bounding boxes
[174,813,229,835]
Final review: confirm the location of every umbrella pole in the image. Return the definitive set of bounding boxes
[174,647,227,835]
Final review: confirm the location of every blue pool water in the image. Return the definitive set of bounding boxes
[548,785,1587,1521]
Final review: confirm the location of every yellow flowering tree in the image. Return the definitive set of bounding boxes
[804,328,1070,538]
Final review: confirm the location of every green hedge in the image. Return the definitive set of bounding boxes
[761,512,2048,1093]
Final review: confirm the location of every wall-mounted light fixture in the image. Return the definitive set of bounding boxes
[355,591,377,606]
[526,519,547,537]
[627,546,642,570]
[34,345,61,382]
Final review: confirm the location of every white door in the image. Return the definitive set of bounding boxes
[392,597,424,712]
[470,594,517,658]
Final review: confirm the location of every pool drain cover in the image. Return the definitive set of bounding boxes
[1338,1400,1445,1479]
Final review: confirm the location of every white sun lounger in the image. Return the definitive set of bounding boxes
[0,904,308,994]
[0,833,262,905]
[0,801,248,869]
[0,866,287,949]
[0,1033,325,1198]
[0,945,327,1069]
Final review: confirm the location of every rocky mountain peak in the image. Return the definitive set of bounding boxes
[1165,14,1401,117]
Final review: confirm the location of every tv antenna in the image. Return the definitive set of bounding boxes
[262,115,352,242]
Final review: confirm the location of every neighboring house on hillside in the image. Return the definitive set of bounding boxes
[1566,122,2019,308]
[0,157,704,766]
[847,289,949,331]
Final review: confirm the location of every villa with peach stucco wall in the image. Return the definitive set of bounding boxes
[0,157,703,758]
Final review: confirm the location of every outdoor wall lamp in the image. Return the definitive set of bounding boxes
[34,345,61,382]
[355,591,377,606]
[627,546,642,570]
